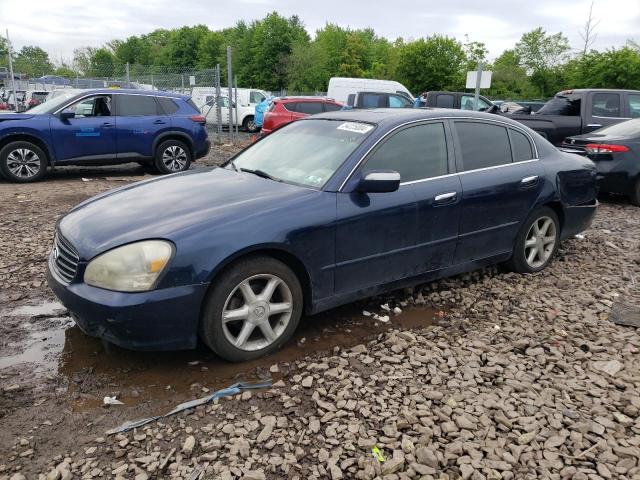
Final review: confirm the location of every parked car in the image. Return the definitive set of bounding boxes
[327,77,413,104]
[193,87,268,131]
[25,90,49,109]
[0,89,210,182]
[500,89,640,146]
[47,109,597,361]
[261,97,343,135]
[415,91,493,111]
[347,91,414,109]
[203,95,261,132]
[562,118,640,206]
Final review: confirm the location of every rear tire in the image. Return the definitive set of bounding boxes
[630,179,640,207]
[0,141,48,183]
[506,206,560,273]
[199,256,303,362]
[154,139,191,174]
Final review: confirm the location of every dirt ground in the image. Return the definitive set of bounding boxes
[0,140,639,479]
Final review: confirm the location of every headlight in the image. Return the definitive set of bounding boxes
[84,240,174,292]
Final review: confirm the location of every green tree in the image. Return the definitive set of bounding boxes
[197,31,224,69]
[167,25,209,69]
[90,48,115,77]
[13,46,54,77]
[0,37,8,67]
[565,47,640,89]
[486,49,537,99]
[515,28,570,97]
[397,36,466,93]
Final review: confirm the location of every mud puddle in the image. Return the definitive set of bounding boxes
[1,300,443,412]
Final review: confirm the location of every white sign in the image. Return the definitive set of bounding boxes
[189,75,196,86]
[466,71,492,89]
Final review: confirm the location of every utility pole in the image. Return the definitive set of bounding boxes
[125,62,130,85]
[226,46,234,143]
[6,30,18,112]
[234,75,239,137]
[215,64,223,140]
[474,61,483,111]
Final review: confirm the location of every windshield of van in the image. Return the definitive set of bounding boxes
[228,119,375,188]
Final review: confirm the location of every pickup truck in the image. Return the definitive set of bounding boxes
[418,91,494,111]
[499,89,640,146]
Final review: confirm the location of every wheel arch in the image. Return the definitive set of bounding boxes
[542,201,565,234]
[153,132,194,157]
[202,245,314,316]
[0,133,53,165]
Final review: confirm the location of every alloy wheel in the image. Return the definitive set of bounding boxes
[162,145,188,172]
[221,274,293,351]
[6,148,41,179]
[524,216,557,268]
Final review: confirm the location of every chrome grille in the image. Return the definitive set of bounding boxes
[51,233,79,283]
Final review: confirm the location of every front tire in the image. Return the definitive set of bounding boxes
[243,116,258,133]
[506,206,560,273]
[0,141,48,182]
[154,140,191,174]
[200,256,303,362]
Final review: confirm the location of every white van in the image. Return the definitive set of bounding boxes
[203,95,261,132]
[327,77,413,104]
[192,87,268,120]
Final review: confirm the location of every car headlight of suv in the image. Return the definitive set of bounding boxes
[84,240,174,292]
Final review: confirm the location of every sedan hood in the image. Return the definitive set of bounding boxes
[59,168,318,259]
[0,113,36,121]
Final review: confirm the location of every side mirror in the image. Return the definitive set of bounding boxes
[60,110,75,120]
[358,171,401,193]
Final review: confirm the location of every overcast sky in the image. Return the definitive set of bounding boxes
[2,0,639,63]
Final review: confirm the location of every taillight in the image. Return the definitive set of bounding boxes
[585,143,630,154]
[189,114,206,125]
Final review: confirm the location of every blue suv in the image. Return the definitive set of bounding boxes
[0,89,210,182]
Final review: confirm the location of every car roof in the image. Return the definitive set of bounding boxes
[308,108,529,129]
[276,96,337,103]
[67,88,189,100]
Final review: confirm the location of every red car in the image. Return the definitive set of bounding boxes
[261,97,344,135]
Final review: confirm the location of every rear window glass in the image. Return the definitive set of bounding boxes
[591,93,621,118]
[282,102,298,112]
[361,93,386,108]
[455,121,512,171]
[324,103,343,112]
[509,129,534,161]
[158,97,180,114]
[297,102,324,115]
[118,95,159,116]
[436,95,455,108]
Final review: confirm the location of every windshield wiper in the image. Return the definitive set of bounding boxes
[240,168,280,182]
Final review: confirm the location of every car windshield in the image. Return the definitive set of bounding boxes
[229,119,375,188]
[593,118,640,137]
[28,92,80,114]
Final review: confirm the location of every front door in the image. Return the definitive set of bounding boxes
[49,94,116,162]
[452,120,544,264]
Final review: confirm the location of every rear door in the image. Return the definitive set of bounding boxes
[49,94,116,161]
[452,120,544,263]
[586,91,627,132]
[114,94,167,160]
[625,92,640,119]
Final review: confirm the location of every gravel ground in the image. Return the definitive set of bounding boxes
[1,140,639,479]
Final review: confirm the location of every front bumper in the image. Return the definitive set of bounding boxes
[47,267,209,351]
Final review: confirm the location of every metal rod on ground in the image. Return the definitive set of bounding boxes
[215,64,223,141]
[474,61,483,111]
[234,76,239,137]
[226,46,234,144]
[6,30,18,113]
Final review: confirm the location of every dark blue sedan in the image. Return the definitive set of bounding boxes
[47,109,598,361]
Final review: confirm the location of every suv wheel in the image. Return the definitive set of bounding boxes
[0,141,48,183]
[200,256,303,362]
[154,140,191,174]
[506,206,560,273]
[243,116,258,133]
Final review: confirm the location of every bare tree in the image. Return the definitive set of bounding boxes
[580,1,601,55]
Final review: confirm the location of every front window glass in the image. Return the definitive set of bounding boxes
[64,95,112,118]
[389,94,412,108]
[629,95,640,118]
[229,119,375,188]
[591,93,621,118]
[250,91,266,103]
[461,96,491,111]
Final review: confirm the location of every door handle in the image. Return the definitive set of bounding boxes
[520,175,539,187]
[102,122,114,127]
[587,123,602,128]
[154,120,167,125]
[434,192,457,205]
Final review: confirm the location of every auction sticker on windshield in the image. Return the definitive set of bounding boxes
[337,122,374,134]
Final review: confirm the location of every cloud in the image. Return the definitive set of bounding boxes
[1,0,637,62]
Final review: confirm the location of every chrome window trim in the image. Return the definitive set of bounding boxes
[591,115,632,120]
[338,116,539,192]
[53,92,183,115]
